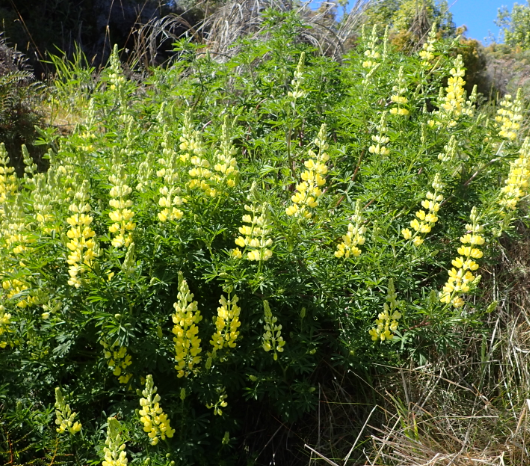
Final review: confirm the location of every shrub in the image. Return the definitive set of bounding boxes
[0,34,45,174]
[0,10,528,465]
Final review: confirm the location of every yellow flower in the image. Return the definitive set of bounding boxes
[431,55,467,127]
[286,124,329,218]
[54,387,82,435]
[108,170,136,249]
[496,90,523,141]
[138,375,175,445]
[206,388,229,416]
[66,181,98,288]
[172,272,203,378]
[439,207,483,308]
[100,339,133,384]
[335,200,366,259]
[102,417,128,466]
[405,174,444,247]
[262,301,286,360]
[210,291,241,353]
[419,23,437,66]
[234,200,273,261]
[369,279,402,342]
[499,137,530,213]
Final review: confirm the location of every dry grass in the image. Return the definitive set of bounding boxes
[131,0,369,67]
[299,223,530,466]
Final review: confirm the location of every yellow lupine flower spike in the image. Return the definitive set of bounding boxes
[288,52,307,100]
[419,22,437,67]
[262,300,285,360]
[402,173,444,246]
[54,387,82,435]
[157,126,186,223]
[335,200,366,258]
[369,279,402,342]
[429,54,466,128]
[66,180,98,288]
[138,375,175,445]
[108,164,135,249]
[100,339,133,384]
[439,207,484,308]
[496,89,523,141]
[212,116,239,189]
[172,272,203,378]
[206,387,228,416]
[179,110,216,197]
[102,418,128,466]
[286,124,329,219]
[234,202,273,261]
[390,67,409,116]
[499,137,530,212]
[210,289,241,353]
[369,112,390,155]
[0,305,11,348]
[0,143,17,206]
[362,25,381,70]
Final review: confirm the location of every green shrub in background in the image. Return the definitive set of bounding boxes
[0,34,45,174]
[0,9,528,465]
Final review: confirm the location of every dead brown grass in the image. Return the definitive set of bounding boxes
[301,222,530,466]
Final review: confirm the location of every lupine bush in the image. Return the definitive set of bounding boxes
[0,10,529,465]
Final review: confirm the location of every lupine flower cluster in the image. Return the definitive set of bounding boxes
[419,23,437,66]
[437,136,457,162]
[499,138,530,211]
[0,143,16,206]
[138,375,175,445]
[54,387,82,435]
[2,278,35,309]
[496,91,523,141]
[102,418,128,466]
[100,340,133,384]
[212,116,239,189]
[369,279,402,342]
[335,200,366,258]
[180,112,216,197]
[402,174,444,246]
[34,176,57,233]
[285,124,329,218]
[207,388,228,416]
[439,207,484,308]
[390,67,409,116]
[107,45,127,98]
[66,181,97,288]
[287,52,307,100]
[369,112,390,155]
[108,167,135,248]
[0,306,11,348]
[2,195,32,255]
[172,272,203,378]
[262,300,286,360]
[210,290,241,353]
[362,25,381,69]
[157,127,185,223]
[234,202,273,261]
[430,55,466,127]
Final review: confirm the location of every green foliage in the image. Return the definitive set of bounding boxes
[0,10,528,465]
[363,0,455,41]
[0,35,45,174]
[497,1,530,50]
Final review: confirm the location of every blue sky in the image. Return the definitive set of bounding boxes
[308,1,523,44]
[448,0,517,43]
